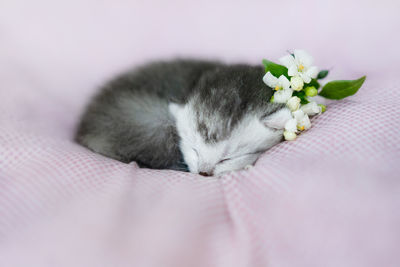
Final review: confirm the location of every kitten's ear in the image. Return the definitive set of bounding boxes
[168,102,185,120]
[263,108,292,129]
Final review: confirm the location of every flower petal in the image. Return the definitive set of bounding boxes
[273,88,293,103]
[284,118,298,132]
[299,72,311,83]
[279,54,295,68]
[306,66,319,79]
[301,101,321,116]
[263,72,278,88]
[292,109,305,122]
[294,49,313,67]
[278,75,291,90]
[300,114,312,130]
[288,65,298,77]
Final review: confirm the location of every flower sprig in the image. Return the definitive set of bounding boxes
[262,49,366,141]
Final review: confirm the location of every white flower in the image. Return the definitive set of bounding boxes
[273,88,293,103]
[284,118,298,132]
[292,109,306,121]
[263,72,291,91]
[283,131,297,141]
[301,101,322,116]
[292,109,311,131]
[286,96,300,111]
[279,50,319,83]
[290,76,304,91]
[297,114,311,131]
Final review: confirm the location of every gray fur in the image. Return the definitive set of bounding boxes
[191,65,282,143]
[75,59,284,171]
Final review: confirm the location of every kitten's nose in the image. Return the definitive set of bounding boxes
[199,171,213,177]
[198,163,215,177]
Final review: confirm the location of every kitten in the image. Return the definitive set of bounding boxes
[75,59,292,176]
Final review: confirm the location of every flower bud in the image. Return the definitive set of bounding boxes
[301,101,321,116]
[290,76,304,91]
[305,86,318,97]
[318,104,326,113]
[284,131,297,141]
[286,96,300,111]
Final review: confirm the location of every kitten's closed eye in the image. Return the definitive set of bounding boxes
[218,158,230,164]
[213,152,262,176]
[218,152,260,164]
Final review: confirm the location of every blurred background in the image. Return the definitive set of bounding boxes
[1,0,399,139]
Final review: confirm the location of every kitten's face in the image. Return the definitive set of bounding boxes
[169,102,292,176]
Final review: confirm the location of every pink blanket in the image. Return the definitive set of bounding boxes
[1,0,399,266]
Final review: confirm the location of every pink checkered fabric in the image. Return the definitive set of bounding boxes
[1,0,400,266]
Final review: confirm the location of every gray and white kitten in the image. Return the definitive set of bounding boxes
[75,60,292,176]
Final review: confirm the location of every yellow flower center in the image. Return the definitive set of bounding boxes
[297,125,305,131]
[298,64,305,71]
[274,85,280,91]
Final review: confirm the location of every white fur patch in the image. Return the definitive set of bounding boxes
[263,108,292,129]
[171,102,287,176]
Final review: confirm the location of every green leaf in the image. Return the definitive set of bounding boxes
[300,98,309,105]
[262,59,289,78]
[293,91,309,104]
[317,70,329,79]
[318,76,366,100]
[305,78,320,89]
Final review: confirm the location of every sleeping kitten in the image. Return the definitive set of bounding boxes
[75,60,292,176]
